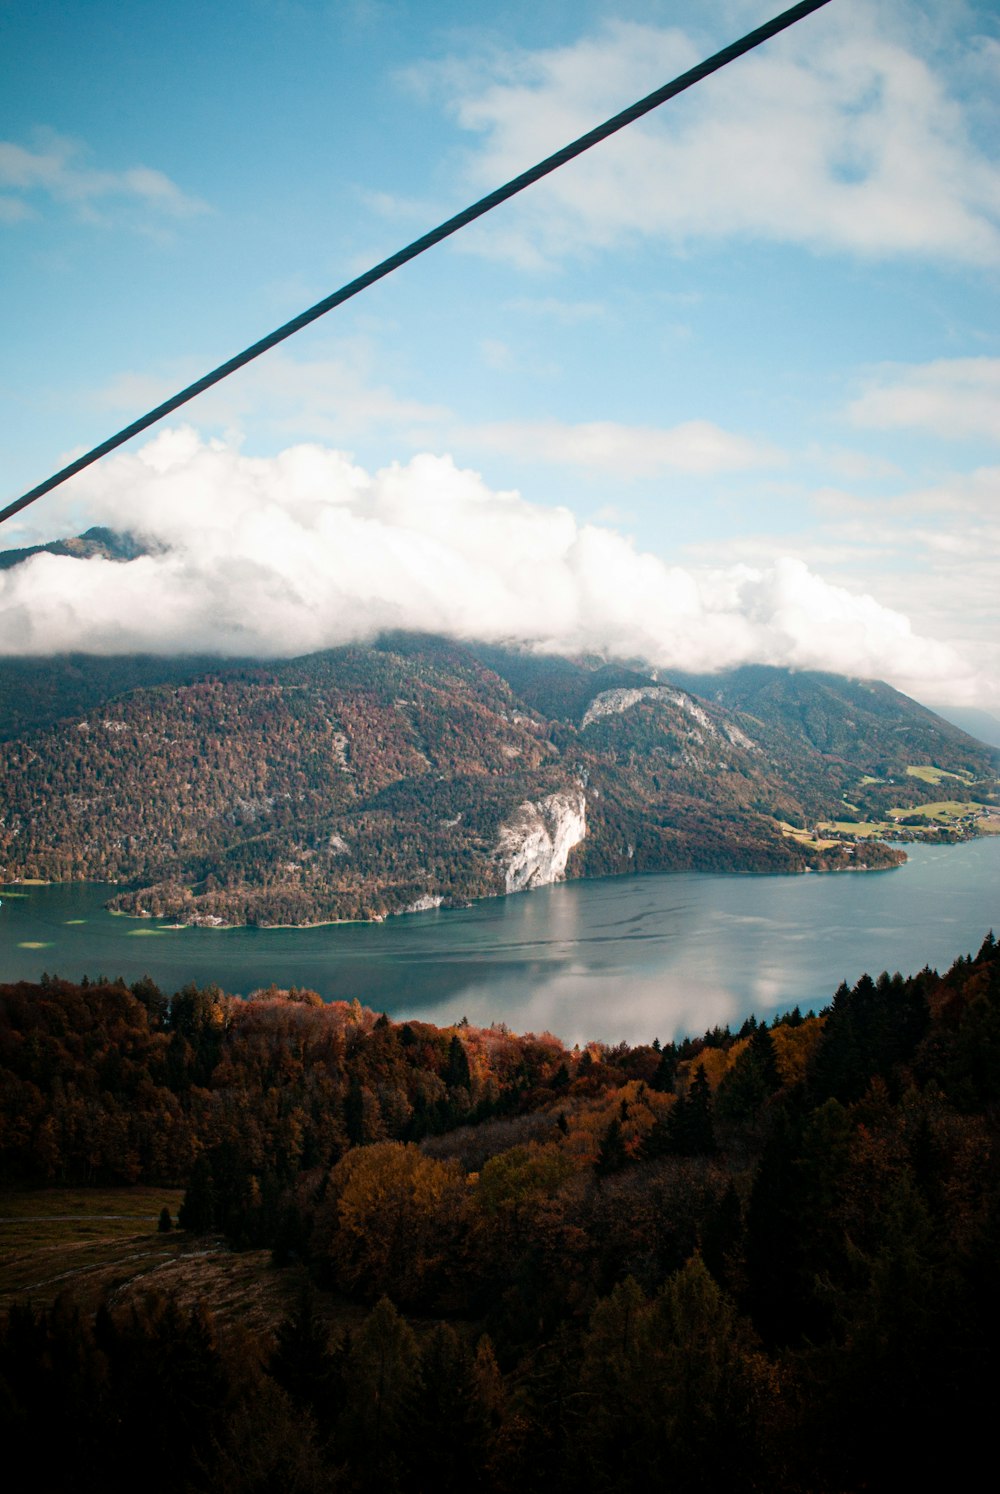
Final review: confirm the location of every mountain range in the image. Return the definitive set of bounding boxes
[2,625,997,927]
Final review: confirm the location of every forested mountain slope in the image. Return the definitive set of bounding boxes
[1,636,997,925]
[2,931,999,1492]
[671,663,997,772]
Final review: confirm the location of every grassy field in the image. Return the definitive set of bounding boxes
[906,764,976,786]
[887,800,986,823]
[0,1188,422,1343]
[0,1187,361,1335]
[777,822,839,849]
[815,782,991,839]
[816,820,893,838]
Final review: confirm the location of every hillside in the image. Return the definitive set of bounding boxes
[671,663,997,776]
[2,931,999,1492]
[671,663,1000,827]
[2,637,997,926]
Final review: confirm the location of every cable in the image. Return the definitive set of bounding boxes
[0,0,833,530]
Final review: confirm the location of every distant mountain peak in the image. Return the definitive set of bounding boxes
[0,526,148,571]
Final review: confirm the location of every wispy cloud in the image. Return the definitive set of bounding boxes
[505,296,608,324]
[848,357,1000,441]
[0,129,209,228]
[92,345,449,447]
[805,446,902,482]
[408,4,1000,267]
[89,346,774,479]
[466,417,781,478]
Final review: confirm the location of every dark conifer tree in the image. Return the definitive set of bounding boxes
[446,1033,471,1091]
[269,1284,335,1424]
[345,1078,366,1146]
[750,1022,782,1091]
[650,1043,678,1093]
[596,1119,629,1177]
[408,1324,486,1493]
[685,1065,717,1155]
[640,1107,673,1161]
[178,1153,216,1233]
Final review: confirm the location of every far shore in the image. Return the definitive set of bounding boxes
[3,850,919,933]
[109,907,384,932]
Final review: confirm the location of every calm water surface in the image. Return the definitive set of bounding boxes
[2,837,998,1045]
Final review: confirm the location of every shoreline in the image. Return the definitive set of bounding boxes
[5,845,915,931]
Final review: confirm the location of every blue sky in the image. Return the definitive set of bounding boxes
[2,0,999,710]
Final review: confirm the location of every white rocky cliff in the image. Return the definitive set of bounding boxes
[496,788,587,895]
[582,685,714,732]
[581,684,757,751]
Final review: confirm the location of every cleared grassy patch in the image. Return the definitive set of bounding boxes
[0,1185,181,1226]
[817,820,893,838]
[888,800,986,824]
[1,1187,184,1309]
[820,798,991,837]
[777,822,839,849]
[0,1187,367,1339]
[906,764,975,786]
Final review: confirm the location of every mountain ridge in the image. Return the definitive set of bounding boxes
[2,636,997,927]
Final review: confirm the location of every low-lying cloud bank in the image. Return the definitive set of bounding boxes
[0,429,976,706]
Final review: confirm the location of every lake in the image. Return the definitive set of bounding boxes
[2,837,998,1045]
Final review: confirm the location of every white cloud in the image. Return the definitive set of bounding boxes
[848,358,1000,440]
[680,458,1000,709]
[480,339,518,372]
[897,463,1000,513]
[90,349,771,478]
[0,428,979,710]
[467,417,780,477]
[93,347,449,447]
[806,446,902,481]
[0,130,208,225]
[358,187,436,224]
[505,296,608,324]
[416,5,1000,266]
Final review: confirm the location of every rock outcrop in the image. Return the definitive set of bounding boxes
[497,788,587,894]
[581,685,716,735]
[400,894,444,915]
